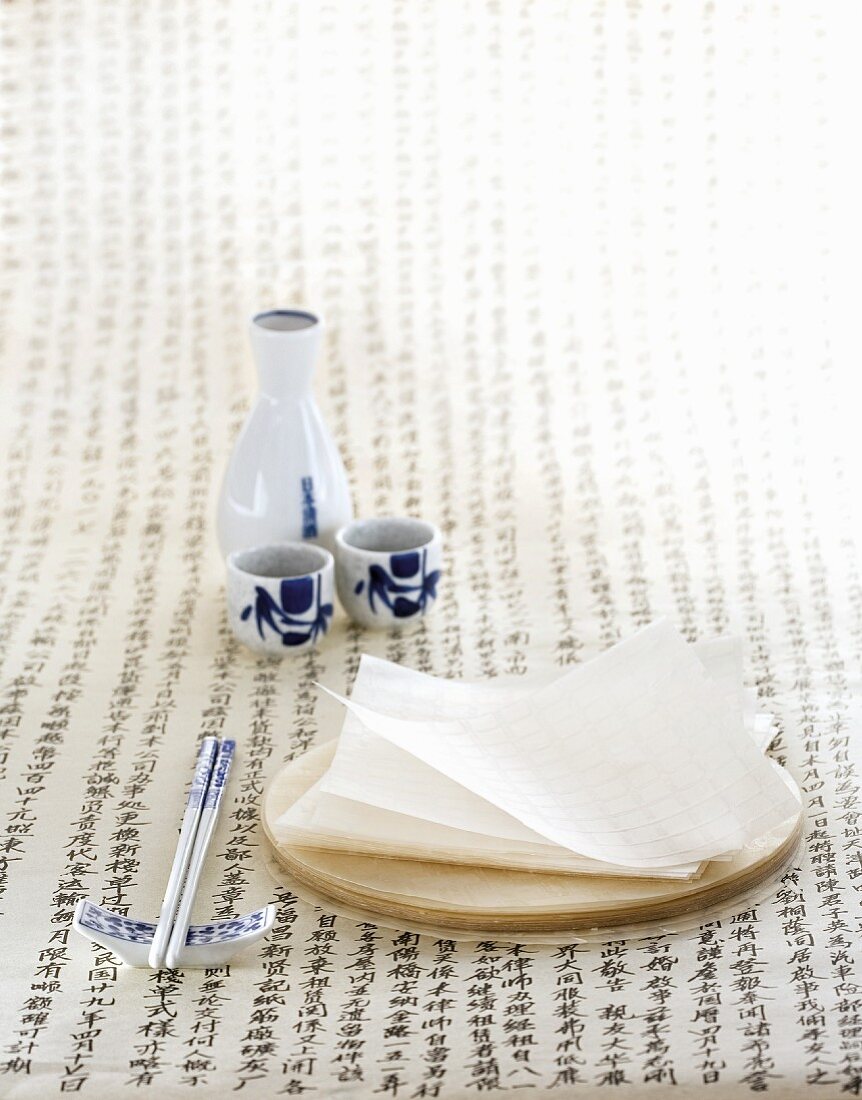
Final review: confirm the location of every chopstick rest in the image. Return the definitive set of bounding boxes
[73,738,275,968]
[72,898,275,969]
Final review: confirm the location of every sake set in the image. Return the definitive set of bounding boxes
[73,307,802,968]
[219,309,443,657]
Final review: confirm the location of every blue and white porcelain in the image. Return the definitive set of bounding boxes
[335,517,442,630]
[74,898,276,968]
[227,542,335,657]
[216,309,353,557]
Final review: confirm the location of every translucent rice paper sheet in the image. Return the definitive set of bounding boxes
[318,660,549,844]
[279,645,735,878]
[278,782,701,878]
[309,633,752,841]
[317,620,799,869]
[278,631,774,877]
[264,740,803,946]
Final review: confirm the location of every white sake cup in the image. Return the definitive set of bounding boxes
[227,543,334,657]
[335,517,443,630]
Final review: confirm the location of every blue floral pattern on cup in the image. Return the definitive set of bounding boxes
[354,546,441,619]
[335,517,442,631]
[241,573,333,647]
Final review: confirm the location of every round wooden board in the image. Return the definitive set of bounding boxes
[262,740,803,935]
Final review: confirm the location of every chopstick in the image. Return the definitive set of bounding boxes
[165,739,236,969]
[147,736,219,970]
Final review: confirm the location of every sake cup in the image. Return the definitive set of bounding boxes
[335,517,443,630]
[227,543,334,657]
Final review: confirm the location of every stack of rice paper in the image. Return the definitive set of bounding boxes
[264,621,802,936]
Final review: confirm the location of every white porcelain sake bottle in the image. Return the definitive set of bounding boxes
[217,309,353,557]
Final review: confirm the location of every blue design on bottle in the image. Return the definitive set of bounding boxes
[354,546,440,619]
[301,476,318,538]
[241,573,333,646]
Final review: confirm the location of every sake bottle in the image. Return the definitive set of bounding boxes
[217,309,352,556]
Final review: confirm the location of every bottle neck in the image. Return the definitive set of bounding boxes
[249,312,323,399]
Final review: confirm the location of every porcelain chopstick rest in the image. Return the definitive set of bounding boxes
[73,737,275,969]
[73,898,276,969]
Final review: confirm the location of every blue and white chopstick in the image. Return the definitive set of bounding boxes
[165,739,236,969]
[147,736,219,969]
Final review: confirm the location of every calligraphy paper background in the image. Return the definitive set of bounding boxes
[1,2,860,1096]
